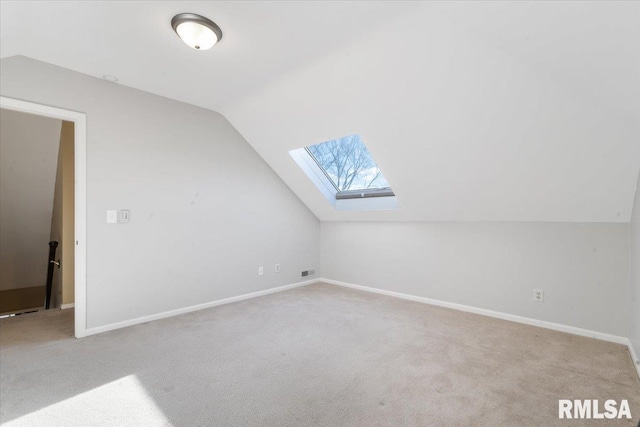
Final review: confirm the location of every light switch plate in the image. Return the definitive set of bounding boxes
[106,210,117,224]
[119,210,130,223]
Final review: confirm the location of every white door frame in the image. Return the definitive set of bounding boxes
[1,96,87,338]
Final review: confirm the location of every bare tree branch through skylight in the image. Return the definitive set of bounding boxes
[306,134,390,192]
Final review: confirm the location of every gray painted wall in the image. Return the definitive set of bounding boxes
[0,56,320,329]
[0,109,61,291]
[630,171,640,362]
[321,222,630,336]
[1,56,633,344]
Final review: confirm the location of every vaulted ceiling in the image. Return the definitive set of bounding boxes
[2,1,639,222]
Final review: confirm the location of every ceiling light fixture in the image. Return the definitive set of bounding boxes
[171,13,222,50]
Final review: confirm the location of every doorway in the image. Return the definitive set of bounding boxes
[0,110,66,314]
[0,97,87,338]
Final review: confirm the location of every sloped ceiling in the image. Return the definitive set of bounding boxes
[1,1,638,222]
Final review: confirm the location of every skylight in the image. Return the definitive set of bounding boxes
[306,134,393,198]
[289,134,399,211]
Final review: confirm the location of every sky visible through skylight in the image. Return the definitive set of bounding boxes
[306,134,390,192]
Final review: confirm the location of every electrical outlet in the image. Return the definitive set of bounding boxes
[533,289,544,303]
[258,266,264,276]
[275,264,280,273]
[309,269,315,275]
[301,270,309,277]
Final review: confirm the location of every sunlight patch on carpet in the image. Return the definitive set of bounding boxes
[4,375,169,427]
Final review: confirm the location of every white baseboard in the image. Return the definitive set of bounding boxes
[627,339,640,380]
[60,303,75,310]
[0,306,42,317]
[320,278,629,345]
[83,279,317,337]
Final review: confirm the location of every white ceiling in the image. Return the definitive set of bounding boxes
[2,1,639,222]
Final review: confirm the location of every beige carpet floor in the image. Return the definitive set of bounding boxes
[1,282,638,426]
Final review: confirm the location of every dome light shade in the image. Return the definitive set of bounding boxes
[171,13,222,50]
